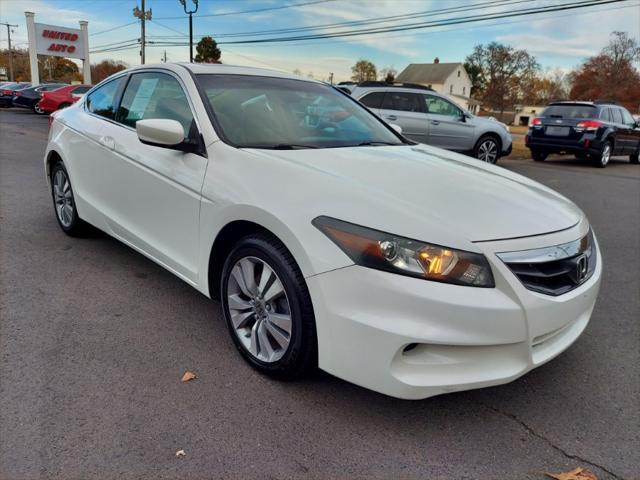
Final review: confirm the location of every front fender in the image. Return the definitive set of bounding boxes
[197,201,353,297]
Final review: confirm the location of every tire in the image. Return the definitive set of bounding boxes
[473,135,500,164]
[531,150,547,162]
[220,233,317,380]
[631,150,639,164]
[32,101,45,115]
[50,161,87,236]
[594,141,612,168]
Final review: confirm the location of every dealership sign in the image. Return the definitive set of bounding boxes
[25,12,91,85]
[35,23,85,59]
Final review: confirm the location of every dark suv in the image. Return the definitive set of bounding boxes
[526,101,640,167]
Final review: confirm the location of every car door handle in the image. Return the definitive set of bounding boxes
[431,120,440,125]
[385,115,397,121]
[101,136,115,150]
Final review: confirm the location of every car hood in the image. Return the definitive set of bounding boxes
[243,144,583,244]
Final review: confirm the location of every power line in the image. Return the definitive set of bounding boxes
[90,21,138,37]
[89,0,634,55]
[140,0,626,46]
[204,0,530,39]
[152,0,335,20]
[216,0,627,45]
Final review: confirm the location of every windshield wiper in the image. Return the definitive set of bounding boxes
[241,144,319,150]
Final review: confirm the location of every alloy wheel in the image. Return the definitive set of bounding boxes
[478,139,498,163]
[34,102,44,114]
[601,143,611,166]
[52,169,74,227]
[226,256,292,363]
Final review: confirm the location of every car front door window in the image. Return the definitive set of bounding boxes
[424,95,462,118]
[116,72,195,138]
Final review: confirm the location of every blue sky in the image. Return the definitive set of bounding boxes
[1,0,639,82]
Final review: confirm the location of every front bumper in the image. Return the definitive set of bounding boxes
[307,222,601,399]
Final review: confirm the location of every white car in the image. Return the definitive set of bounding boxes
[44,64,601,399]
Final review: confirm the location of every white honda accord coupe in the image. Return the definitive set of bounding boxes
[44,63,601,399]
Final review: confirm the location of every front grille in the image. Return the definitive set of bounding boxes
[497,230,597,296]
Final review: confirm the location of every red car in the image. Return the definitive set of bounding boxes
[39,84,92,114]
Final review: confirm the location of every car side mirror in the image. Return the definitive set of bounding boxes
[136,119,203,155]
[389,123,403,134]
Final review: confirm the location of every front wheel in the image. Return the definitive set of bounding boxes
[594,141,612,168]
[474,136,500,164]
[630,150,639,164]
[220,233,317,379]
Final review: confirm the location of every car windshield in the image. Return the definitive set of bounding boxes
[196,74,405,149]
[543,105,596,119]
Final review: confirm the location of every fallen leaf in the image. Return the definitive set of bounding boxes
[175,449,186,458]
[181,371,197,383]
[546,467,598,480]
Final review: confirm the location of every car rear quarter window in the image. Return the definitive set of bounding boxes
[599,108,612,122]
[543,104,596,119]
[116,72,195,137]
[359,91,385,109]
[381,92,424,113]
[86,77,126,120]
[611,108,623,124]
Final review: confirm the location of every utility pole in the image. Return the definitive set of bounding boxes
[162,50,167,63]
[1,23,18,81]
[179,0,199,63]
[329,72,334,85]
[133,0,152,64]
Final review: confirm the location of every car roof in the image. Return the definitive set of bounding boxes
[351,85,442,98]
[126,62,322,84]
[548,101,620,108]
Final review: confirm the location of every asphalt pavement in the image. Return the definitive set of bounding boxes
[1,108,639,480]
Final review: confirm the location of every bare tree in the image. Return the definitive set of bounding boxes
[603,31,640,67]
[379,66,397,83]
[351,59,377,82]
[464,42,539,114]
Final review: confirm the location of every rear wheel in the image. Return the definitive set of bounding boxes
[33,101,45,115]
[474,136,500,164]
[220,233,317,379]
[531,150,547,162]
[50,162,87,236]
[58,102,71,110]
[631,150,639,164]
[594,141,612,168]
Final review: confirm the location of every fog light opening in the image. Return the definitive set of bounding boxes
[403,343,418,353]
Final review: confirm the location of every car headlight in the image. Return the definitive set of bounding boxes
[313,216,495,287]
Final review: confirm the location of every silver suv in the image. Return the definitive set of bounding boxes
[350,83,512,163]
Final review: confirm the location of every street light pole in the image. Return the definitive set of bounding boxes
[179,0,199,63]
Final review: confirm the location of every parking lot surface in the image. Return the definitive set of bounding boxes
[1,108,638,480]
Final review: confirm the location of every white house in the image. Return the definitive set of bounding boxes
[396,59,480,113]
[514,105,547,126]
